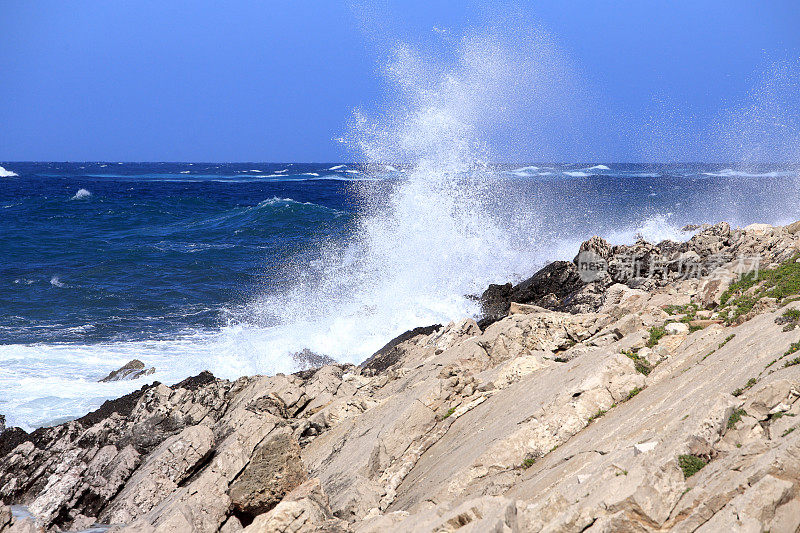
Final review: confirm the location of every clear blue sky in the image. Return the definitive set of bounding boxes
[1,1,799,162]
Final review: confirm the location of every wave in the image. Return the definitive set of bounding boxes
[563,171,590,177]
[71,188,92,200]
[0,166,18,177]
[583,164,610,171]
[328,165,346,170]
[49,276,67,288]
[701,168,799,178]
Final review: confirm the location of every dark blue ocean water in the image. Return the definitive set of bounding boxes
[0,162,359,343]
[1,161,799,429]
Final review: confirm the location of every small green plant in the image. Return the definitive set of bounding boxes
[625,387,643,401]
[646,326,667,348]
[719,334,735,349]
[615,469,628,476]
[732,378,757,397]
[727,408,747,429]
[521,457,536,469]
[441,407,456,420]
[588,408,607,422]
[783,427,797,437]
[623,350,653,376]
[688,324,704,333]
[783,308,800,321]
[678,454,708,478]
[784,357,800,368]
[553,356,569,363]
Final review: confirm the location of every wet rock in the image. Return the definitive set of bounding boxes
[99,360,155,382]
[292,349,336,371]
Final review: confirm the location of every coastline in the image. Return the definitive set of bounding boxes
[3,221,800,532]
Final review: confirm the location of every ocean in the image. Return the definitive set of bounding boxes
[1,161,799,430]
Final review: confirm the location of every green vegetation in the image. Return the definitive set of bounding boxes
[727,408,747,429]
[732,377,757,397]
[783,427,797,437]
[615,469,628,476]
[719,334,736,348]
[588,409,607,422]
[623,350,653,375]
[625,387,643,401]
[553,356,569,363]
[678,454,708,478]
[783,308,800,321]
[646,326,667,348]
[441,407,456,420]
[521,457,536,469]
[718,254,800,324]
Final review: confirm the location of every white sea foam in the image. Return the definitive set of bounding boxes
[71,188,92,200]
[563,171,589,177]
[0,166,18,177]
[583,164,610,171]
[701,168,798,178]
[49,276,67,288]
[328,165,346,170]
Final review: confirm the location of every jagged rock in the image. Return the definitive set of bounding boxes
[229,429,308,519]
[360,324,442,376]
[3,222,800,533]
[0,415,4,435]
[241,478,348,533]
[291,349,336,371]
[99,360,155,382]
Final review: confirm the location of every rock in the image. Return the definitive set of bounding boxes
[574,235,613,263]
[785,220,800,234]
[689,319,722,329]
[634,441,658,455]
[291,349,336,371]
[0,415,4,435]
[228,429,308,519]
[241,478,348,533]
[360,324,442,375]
[99,360,155,382]
[665,322,689,335]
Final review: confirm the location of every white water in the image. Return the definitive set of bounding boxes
[0,166,18,177]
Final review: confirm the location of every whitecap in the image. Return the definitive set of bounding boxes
[563,171,589,177]
[583,164,610,171]
[50,276,67,288]
[71,188,92,200]
[179,171,191,174]
[0,166,18,177]
[328,165,346,170]
[301,172,320,177]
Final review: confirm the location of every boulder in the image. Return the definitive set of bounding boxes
[291,349,336,371]
[665,322,689,335]
[99,360,155,382]
[228,429,308,519]
[241,478,348,533]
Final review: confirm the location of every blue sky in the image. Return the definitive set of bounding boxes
[1,1,799,162]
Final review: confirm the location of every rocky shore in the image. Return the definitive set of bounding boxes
[4,221,800,532]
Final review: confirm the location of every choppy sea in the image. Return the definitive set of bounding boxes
[1,161,799,429]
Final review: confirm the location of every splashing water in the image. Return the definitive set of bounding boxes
[238,27,579,362]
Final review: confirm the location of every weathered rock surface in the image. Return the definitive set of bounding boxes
[2,221,800,532]
[99,360,156,382]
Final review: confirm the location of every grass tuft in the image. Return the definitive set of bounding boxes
[678,454,708,478]
[727,408,747,429]
[646,326,667,348]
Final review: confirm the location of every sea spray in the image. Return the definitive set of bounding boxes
[234,27,586,364]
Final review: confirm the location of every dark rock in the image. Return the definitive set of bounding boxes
[0,427,29,458]
[99,359,155,382]
[361,324,442,375]
[76,383,152,428]
[228,430,308,519]
[0,415,4,435]
[479,282,513,322]
[173,370,216,391]
[292,349,336,371]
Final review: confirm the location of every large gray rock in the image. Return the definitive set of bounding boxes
[228,428,308,519]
